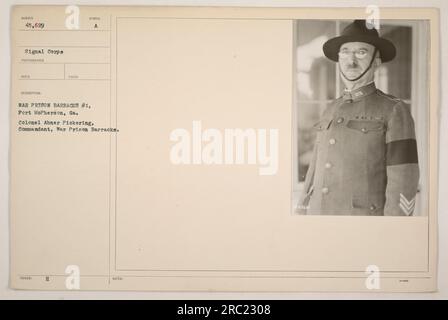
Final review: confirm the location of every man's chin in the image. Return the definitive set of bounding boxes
[345,70,361,76]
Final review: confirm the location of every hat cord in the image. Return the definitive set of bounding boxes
[340,47,378,82]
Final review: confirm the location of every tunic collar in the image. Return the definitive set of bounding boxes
[342,82,377,102]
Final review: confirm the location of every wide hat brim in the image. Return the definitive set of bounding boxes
[323,35,396,63]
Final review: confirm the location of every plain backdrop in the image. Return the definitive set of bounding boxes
[1,0,447,299]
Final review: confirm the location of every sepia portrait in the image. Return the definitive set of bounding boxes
[293,19,429,216]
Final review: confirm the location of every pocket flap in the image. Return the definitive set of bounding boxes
[352,195,384,215]
[313,119,332,131]
[346,119,384,133]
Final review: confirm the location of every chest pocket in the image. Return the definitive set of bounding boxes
[346,119,385,133]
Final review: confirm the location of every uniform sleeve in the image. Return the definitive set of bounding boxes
[297,142,317,214]
[384,102,419,216]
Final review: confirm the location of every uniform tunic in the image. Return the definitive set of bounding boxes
[301,82,419,216]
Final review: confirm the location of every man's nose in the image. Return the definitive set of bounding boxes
[347,53,357,65]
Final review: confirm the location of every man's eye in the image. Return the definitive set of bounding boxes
[358,50,367,55]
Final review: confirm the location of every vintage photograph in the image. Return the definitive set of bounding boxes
[293,19,429,216]
[7,5,440,294]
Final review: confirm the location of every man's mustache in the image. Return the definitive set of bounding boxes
[345,63,360,69]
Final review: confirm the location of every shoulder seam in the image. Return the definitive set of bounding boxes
[375,90,402,104]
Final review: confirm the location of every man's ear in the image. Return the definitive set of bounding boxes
[374,51,382,68]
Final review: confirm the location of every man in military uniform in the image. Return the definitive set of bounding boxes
[299,19,419,216]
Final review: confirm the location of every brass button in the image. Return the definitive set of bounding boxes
[322,187,329,194]
[325,162,332,169]
[336,117,344,124]
[329,138,336,145]
[361,128,368,133]
[370,205,376,211]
